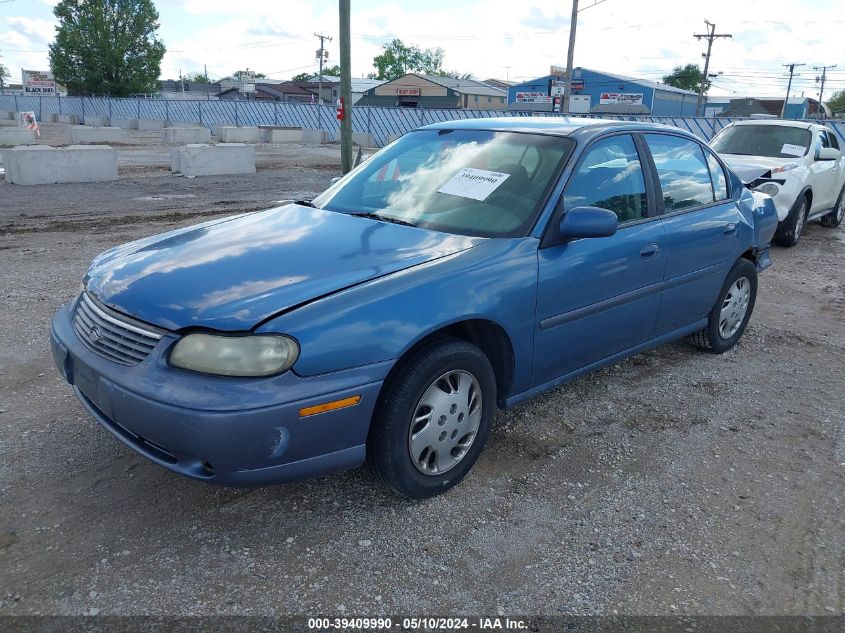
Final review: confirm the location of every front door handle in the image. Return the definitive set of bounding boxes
[640,243,660,259]
[723,223,738,236]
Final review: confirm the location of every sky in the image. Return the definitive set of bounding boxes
[1,0,844,99]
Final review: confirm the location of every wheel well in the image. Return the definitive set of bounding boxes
[740,246,759,265]
[803,188,812,206]
[381,320,515,408]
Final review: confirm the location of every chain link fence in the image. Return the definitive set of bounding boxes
[2,94,843,149]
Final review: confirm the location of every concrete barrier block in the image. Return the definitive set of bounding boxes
[47,113,60,123]
[217,127,261,143]
[387,133,403,144]
[85,116,110,127]
[301,129,328,144]
[110,118,135,129]
[70,126,128,144]
[1,111,16,120]
[171,143,256,178]
[162,127,212,145]
[2,145,118,185]
[352,133,375,148]
[0,120,18,127]
[259,127,302,143]
[136,118,164,131]
[57,114,82,125]
[0,129,37,146]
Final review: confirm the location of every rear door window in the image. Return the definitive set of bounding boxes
[563,134,649,224]
[705,151,728,201]
[644,134,715,212]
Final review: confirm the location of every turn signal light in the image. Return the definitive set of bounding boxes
[299,395,361,418]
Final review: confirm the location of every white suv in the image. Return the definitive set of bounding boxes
[710,120,845,247]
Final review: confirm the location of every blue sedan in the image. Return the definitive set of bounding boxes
[50,118,778,498]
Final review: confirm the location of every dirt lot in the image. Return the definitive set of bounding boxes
[0,124,843,618]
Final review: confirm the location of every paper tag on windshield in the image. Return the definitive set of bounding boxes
[781,143,806,157]
[437,168,510,201]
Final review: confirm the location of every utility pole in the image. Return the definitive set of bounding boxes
[339,0,352,174]
[315,32,333,105]
[781,63,804,118]
[814,64,837,113]
[694,20,731,117]
[561,0,579,115]
[560,0,606,115]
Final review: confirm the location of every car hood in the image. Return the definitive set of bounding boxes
[85,204,484,331]
[720,154,798,184]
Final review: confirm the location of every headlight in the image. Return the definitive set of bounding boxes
[169,333,299,377]
[755,182,780,197]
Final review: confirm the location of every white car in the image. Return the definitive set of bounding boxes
[710,120,845,247]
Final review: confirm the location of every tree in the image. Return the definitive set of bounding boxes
[183,71,211,84]
[0,59,10,92]
[662,63,710,93]
[291,65,339,82]
[49,0,166,96]
[370,39,445,80]
[827,89,845,115]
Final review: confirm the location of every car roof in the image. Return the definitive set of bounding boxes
[726,119,816,130]
[418,116,700,140]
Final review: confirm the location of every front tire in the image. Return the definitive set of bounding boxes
[688,258,757,354]
[820,185,845,228]
[367,338,496,499]
[773,194,809,247]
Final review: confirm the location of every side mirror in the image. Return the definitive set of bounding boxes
[559,206,618,240]
[817,147,840,161]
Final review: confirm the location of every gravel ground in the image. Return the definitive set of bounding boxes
[0,126,843,618]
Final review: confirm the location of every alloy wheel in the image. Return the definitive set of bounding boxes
[719,277,751,339]
[408,370,482,475]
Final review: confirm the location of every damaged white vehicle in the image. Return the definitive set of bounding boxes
[710,120,845,247]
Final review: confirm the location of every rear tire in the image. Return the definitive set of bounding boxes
[688,258,757,354]
[773,194,809,247]
[367,338,496,499]
[820,185,845,228]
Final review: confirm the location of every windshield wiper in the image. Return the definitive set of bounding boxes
[294,199,316,207]
[351,212,417,228]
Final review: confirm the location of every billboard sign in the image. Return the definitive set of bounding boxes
[550,65,566,77]
[516,92,552,103]
[22,70,58,95]
[238,70,256,93]
[599,92,643,106]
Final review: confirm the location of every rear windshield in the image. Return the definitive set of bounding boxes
[710,125,812,159]
[313,130,574,237]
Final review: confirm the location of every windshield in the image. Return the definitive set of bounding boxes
[313,130,574,237]
[710,125,812,159]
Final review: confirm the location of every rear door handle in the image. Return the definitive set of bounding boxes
[640,243,660,259]
[723,223,738,236]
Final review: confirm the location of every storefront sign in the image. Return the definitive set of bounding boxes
[22,70,57,95]
[515,92,552,103]
[599,92,644,105]
[397,88,421,96]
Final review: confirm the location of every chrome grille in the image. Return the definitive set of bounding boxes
[72,292,165,366]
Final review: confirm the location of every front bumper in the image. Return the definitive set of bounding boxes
[50,300,387,486]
